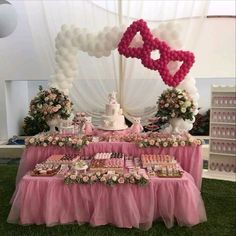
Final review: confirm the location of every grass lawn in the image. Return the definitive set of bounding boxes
[0,165,235,236]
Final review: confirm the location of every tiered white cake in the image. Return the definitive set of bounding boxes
[99,92,127,130]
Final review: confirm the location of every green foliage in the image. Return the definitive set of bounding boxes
[23,86,73,136]
[190,110,210,136]
[29,87,73,121]
[23,116,49,136]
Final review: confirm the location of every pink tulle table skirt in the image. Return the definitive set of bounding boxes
[93,128,130,137]
[8,172,207,229]
[16,143,203,189]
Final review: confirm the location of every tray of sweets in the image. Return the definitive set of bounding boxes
[157,173,183,178]
[30,163,61,177]
[30,169,59,177]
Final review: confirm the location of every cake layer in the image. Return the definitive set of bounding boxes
[105,104,120,116]
[100,114,127,130]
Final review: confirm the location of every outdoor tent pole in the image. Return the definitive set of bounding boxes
[118,0,123,107]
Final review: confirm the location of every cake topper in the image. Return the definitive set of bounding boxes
[108,91,117,104]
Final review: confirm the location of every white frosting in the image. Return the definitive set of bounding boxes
[105,104,120,116]
[100,93,127,130]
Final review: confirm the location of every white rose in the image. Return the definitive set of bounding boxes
[77,139,83,145]
[59,142,64,147]
[139,143,144,148]
[180,141,185,146]
[70,175,77,180]
[184,101,191,107]
[181,107,186,113]
[172,142,178,147]
[163,142,168,147]
[29,138,35,144]
[112,175,118,182]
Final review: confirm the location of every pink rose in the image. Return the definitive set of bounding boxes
[82,176,89,182]
[70,174,77,180]
[118,177,125,184]
[48,136,53,142]
[39,136,45,142]
[72,139,77,144]
[129,176,135,184]
[149,139,155,146]
[100,176,106,182]
[90,175,97,182]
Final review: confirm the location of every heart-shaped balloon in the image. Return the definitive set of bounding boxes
[118,19,153,59]
[158,49,195,87]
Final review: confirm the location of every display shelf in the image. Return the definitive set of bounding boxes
[210,137,236,141]
[209,85,236,174]
[211,107,236,109]
[210,122,236,125]
[209,152,236,157]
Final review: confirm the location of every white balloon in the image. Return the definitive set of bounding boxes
[55,73,65,82]
[63,68,75,77]
[58,81,69,89]
[95,42,104,52]
[73,27,80,36]
[105,31,115,41]
[71,38,79,47]
[158,23,165,30]
[61,24,69,32]
[65,30,73,39]
[88,41,95,52]
[103,26,111,32]
[103,50,111,57]
[104,40,113,50]
[194,110,199,116]
[58,60,70,71]
[64,89,70,95]
[65,39,74,49]
[67,83,73,89]
[173,40,183,49]
[57,48,69,57]
[170,30,179,40]
[67,77,74,82]
[166,22,174,30]
[151,28,159,37]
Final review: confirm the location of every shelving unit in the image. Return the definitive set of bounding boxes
[209,85,236,177]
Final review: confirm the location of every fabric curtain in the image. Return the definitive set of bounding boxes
[23,0,209,126]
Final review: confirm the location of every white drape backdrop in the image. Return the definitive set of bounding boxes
[23,0,209,125]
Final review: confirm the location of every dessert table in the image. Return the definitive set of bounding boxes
[8,171,207,229]
[15,142,203,189]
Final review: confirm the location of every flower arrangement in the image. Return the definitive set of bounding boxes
[156,88,196,121]
[98,133,202,148]
[136,133,203,148]
[29,86,73,121]
[25,132,202,149]
[25,134,91,149]
[64,171,149,186]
